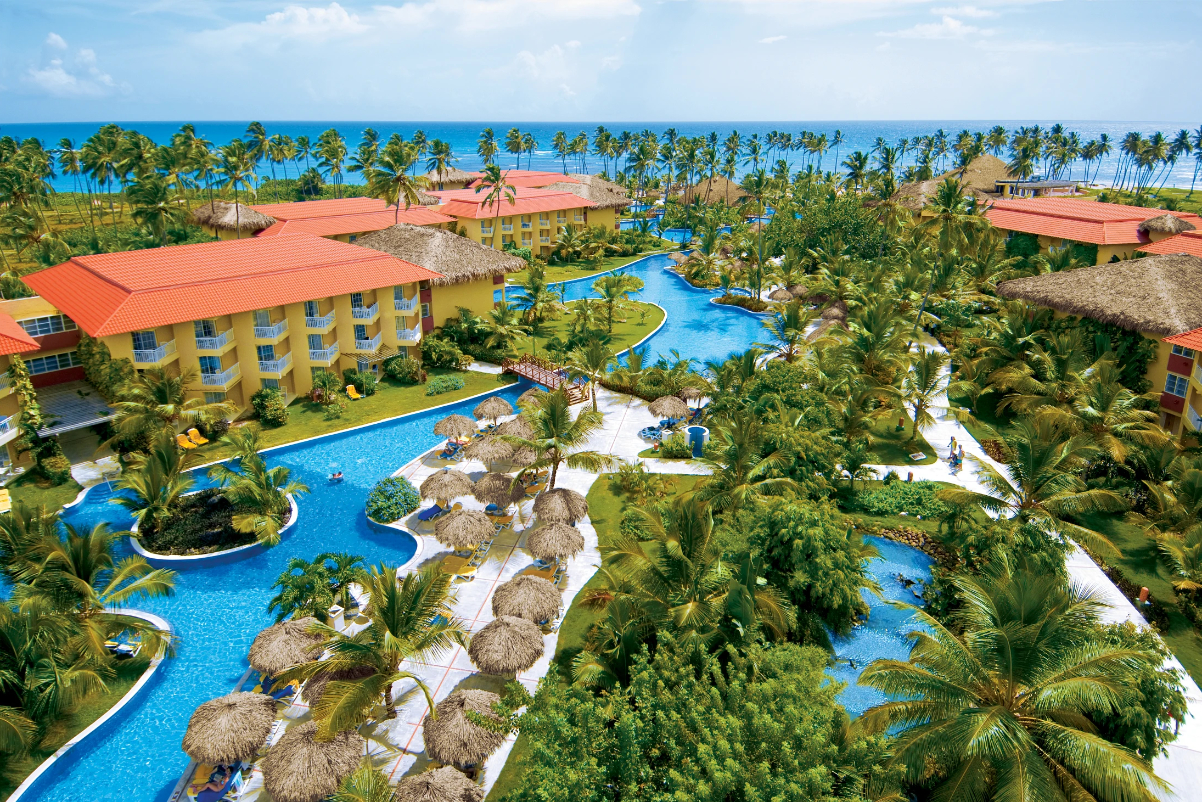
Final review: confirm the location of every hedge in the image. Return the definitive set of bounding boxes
[366,476,422,522]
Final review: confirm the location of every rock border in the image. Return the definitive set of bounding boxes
[129,493,299,568]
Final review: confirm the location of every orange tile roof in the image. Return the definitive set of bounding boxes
[985,198,1202,246]
[250,197,388,220]
[0,313,41,355]
[1165,326,1202,351]
[256,207,454,238]
[1138,230,1202,258]
[24,234,441,338]
[432,186,595,219]
[465,170,579,189]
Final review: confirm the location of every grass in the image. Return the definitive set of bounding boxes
[1079,186,1202,216]
[508,248,674,286]
[7,472,84,513]
[867,412,938,466]
[636,447,693,459]
[833,478,963,537]
[513,301,665,361]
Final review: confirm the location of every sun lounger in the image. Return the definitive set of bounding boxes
[639,426,662,440]
[492,514,514,531]
[176,433,198,450]
[441,555,476,581]
[346,384,363,400]
[416,504,445,522]
[187,428,209,446]
[189,762,243,802]
[265,678,298,702]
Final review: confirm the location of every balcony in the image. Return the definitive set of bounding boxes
[200,363,241,390]
[520,221,532,230]
[539,218,550,228]
[480,226,494,236]
[195,329,235,353]
[573,213,584,222]
[258,352,293,377]
[556,215,566,224]
[521,238,532,248]
[351,303,380,322]
[397,325,422,344]
[133,339,177,366]
[394,296,417,313]
[306,310,336,331]
[0,374,11,397]
[501,224,513,233]
[309,343,340,365]
[1194,361,1202,390]
[354,332,382,353]
[254,320,289,341]
[1188,404,1202,432]
[539,236,551,245]
[0,414,18,447]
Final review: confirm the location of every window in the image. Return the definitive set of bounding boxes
[394,286,406,301]
[253,310,271,328]
[419,281,430,290]
[257,344,276,362]
[398,346,408,359]
[348,235,357,243]
[199,356,222,374]
[260,378,279,390]
[354,324,368,341]
[304,300,320,317]
[1172,344,1197,360]
[308,334,325,351]
[421,303,430,318]
[18,315,76,337]
[194,320,217,338]
[1166,374,1189,398]
[26,351,80,375]
[351,292,364,309]
[204,392,226,404]
[131,331,158,351]
[356,359,370,372]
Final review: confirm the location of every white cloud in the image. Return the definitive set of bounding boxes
[23,41,128,97]
[759,34,786,43]
[375,0,640,32]
[45,32,68,49]
[931,5,996,16]
[261,3,367,36]
[879,15,991,39]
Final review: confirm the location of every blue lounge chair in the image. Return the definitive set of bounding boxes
[265,678,298,701]
[639,426,662,441]
[417,504,445,522]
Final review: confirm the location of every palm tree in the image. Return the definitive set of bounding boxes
[482,301,528,352]
[477,128,498,166]
[109,365,232,439]
[757,299,812,363]
[739,169,771,296]
[424,139,453,189]
[1044,362,1167,463]
[474,164,516,251]
[565,338,614,412]
[114,433,195,532]
[332,761,394,802]
[269,553,368,623]
[208,427,310,547]
[591,272,643,333]
[696,410,799,513]
[498,387,615,488]
[900,347,950,445]
[858,558,1167,802]
[127,175,186,247]
[217,139,255,237]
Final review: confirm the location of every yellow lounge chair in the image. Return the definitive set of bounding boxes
[175,434,198,450]
[346,384,363,400]
[186,428,209,446]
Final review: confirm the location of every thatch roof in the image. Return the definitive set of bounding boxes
[425,168,478,186]
[533,488,588,524]
[492,575,561,622]
[434,415,479,439]
[182,692,277,765]
[677,386,704,401]
[355,224,525,287]
[668,252,689,265]
[495,415,534,439]
[510,446,538,467]
[248,618,324,678]
[787,284,808,298]
[1139,214,1197,236]
[516,388,546,408]
[769,288,794,301]
[525,523,585,561]
[261,721,363,802]
[302,665,375,708]
[434,509,496,549]
[820,305,848,322]
[394,767,484,802]
[191,201,276,233]
[570,174,628,196]
[473,396,514,422]
[461,436,514,466]
[681,175,748,205]
[648,395,689,420]
[468,615,545,675]
[542,181,632,210]
[415,190,443,207]
[807,319,847,343]
[473,472,526,508]
[995,253,1202,335]
[421,469,476,501]
[889,155,1008,212]
[422,689,505,767]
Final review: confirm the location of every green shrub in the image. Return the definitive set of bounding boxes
[38,454,72,485]
[366,476,421,522]
[659,432,694,459]
[384,356,424,384]
[250,387,289,427]
[324,400,345,420]
[460,343,511,365]
[854,480,948,519]
[1004,232,1041,259]
[503,242,533,264]
[420,335,469,369]
[342,368,378,397]
[426,375,465,396]
[619,509,649,539]
[197,414,230,441]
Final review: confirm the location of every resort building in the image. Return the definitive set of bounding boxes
[431,187,600,259]
[993,179,1080,198]
[424,168,478,191]
[23,233,442,415]
[996,253,1202,435]
[984,197,1202,264]
[1162,327,1202,435]
[1134,226,1202,259]
[0,310,47,462]
[249,198,454,242]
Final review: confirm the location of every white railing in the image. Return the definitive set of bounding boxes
[195,330,234,351]
[258,352,292,375]
[133,339,176,364]
[394,297,417,312]
[354,332,382,352]
[309,343,339,363]
[539,218,550,227]
[254,320,288,339]
[539,236,550,244]
[521,239,532,248]
[556,216,566,224]
[1194,361,1202,386]
[306,310,336,329]
[0,414,14,435]
[200,363,240,388]
[520,221,532,229]
[352,303,379,320]
[501,224,513,232]
[0,374,11,392]
[480,226,494,236]
[1188,405,1202,432]
[573,213,584,222]
[397,326,422,342]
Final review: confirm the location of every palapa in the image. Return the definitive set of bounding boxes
[532,488,588,524]
[302,665,375,708]
[248,617,324,678]
[516,388,546,408]
[787,284,808,298]
[473,472,526,508]
[435,509,495,550]
[468,615,545,675]
[1138,213,1197,236]
[677,386,704,401]
[191,201,276,234]
[462,436,514,468]
[434,414,479,440]
[422,689,506,767]
[473,396,514,423]
[261,720,363,802]
[492,575,561,622]
[495,415,534,439]
[525,523,584,561]
[182,692,277,765]
[648,395,689,420]
[769,288,794,301]
[421,469,476,501]
[668,252,689,265]
[509,446,538,467]
[394,766,484,802]
[820,305,848,322]
[354,224,525,288]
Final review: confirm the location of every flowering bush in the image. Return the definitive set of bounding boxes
[366,476,421,522]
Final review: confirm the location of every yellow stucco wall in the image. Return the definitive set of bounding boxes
[445,202,588,259]
[429,279,498,327]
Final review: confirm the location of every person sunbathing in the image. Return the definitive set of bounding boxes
[193,764,231,793]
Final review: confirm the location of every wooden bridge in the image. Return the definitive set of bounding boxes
[501,354,591,405]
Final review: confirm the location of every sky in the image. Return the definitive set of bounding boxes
[1,0,1200,123]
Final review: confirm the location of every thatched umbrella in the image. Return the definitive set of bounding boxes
[510,446,539,468]
[182,692,277,766]
[787,283,808,298]
[191,201,276,235]
[435,510,495,550]
[462,436,514,470]
[677,386,703,402]
[516,388,546,409]
[769,288,794,302]
[495,415,534,439]
[394,766,484,802]
[422,689,505,767]
[532,488,588,524]
[421,469,476,503]
[468,615,545,675]
[648,395,689,420]
[434,414,479,441]
[248,618,324,678]
[492,575,561,622]
[525,523,585,562]
[302,666,375,708]
[261,721,363,802]
[473,396,514,425]
[1139,213,1196,236]
[473,472,526,509]
[820,305,848,322]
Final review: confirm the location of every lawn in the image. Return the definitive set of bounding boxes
[833,478,964,538]
[7,471,84,513]
[868,412,938,466]
[508,248,674,286]
[1079,186,1202,216]
[512,300,665,361]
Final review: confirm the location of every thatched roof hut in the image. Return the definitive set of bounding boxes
[492,575,561,622]
[495,415,534,439]
[807,319,847,343]
[889,155,1008,212]
[422,689,505,767]
[355,224,525,288]
[787,284,808,298]
[510,446,538,468]
[532,488,588,524]
[248,618,324,678]
[434,415,479,439]
[191,201,277,234]
[394,766,484,802]
[1139,214,1197,236]
[768,288,794,301]
[415,190,443,206]
[820,306,848,322]
[462,436,514,467]
[182,692,277,765]
[473,472,526,508]
[421,469,476,502]
[677,386,704,401]
[525,523,585,562]
[570,174,628,197]
[435,510,496,550]
[473,396,514,424]
[542,181,632,210]
[425,168,479,188]
[516,388,546,408]
[668,252,689,265]
[261,721,363,802]
[648,395,689,420]
[681,175,748,205]
[468,615,545,675]
[995,253,1202,335]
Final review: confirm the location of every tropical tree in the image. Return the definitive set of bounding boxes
[591,272,644,333]
[269,553,369,623]
[565,338,614,412]
[108,365,233,441]
[758,299,812,363]
[696,410,799,514]
[499,387,615,488]
[113,432,195,532]
[366,141,427,226]
[900,347,951,445]
[482,301,528,352]
[208,427,310,547]
[127,174,187,247]
[217,139,255,237]
[474,164,516,249]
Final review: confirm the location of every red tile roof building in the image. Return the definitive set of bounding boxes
[0,314,42,355]
[465,170,579,189]
[255,207,454,239]
[984,197,1202,250]
[432,187,596,219]
[1138,230,1202,259]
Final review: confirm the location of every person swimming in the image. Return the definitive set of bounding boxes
[330,471,344,482]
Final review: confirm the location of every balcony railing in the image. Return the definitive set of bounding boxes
[0,374,12,392]
[352,303,379,320]
[195,329,234,351]
[309,343,340,363]
[133,339,176,365]
[394,297,417,312]
[573,213,584,222]
[259,352,292,375]
[1195,361,1202,386]
[520,222,532,229]
[539,218,550,227]
[0,414,14,435]
[556,216,566,224]
[200,363,240,388]
[354,332,382,352]
[306,310,336,329]
[501,224,513,232]
[397,326,422,343]
[254,320,288,340]
[1189,404,1202,432]
[480,226,494,236]
[539,236,551,244]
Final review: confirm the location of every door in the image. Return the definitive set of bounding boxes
[199,356,222,375]
[253,310,271,328]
